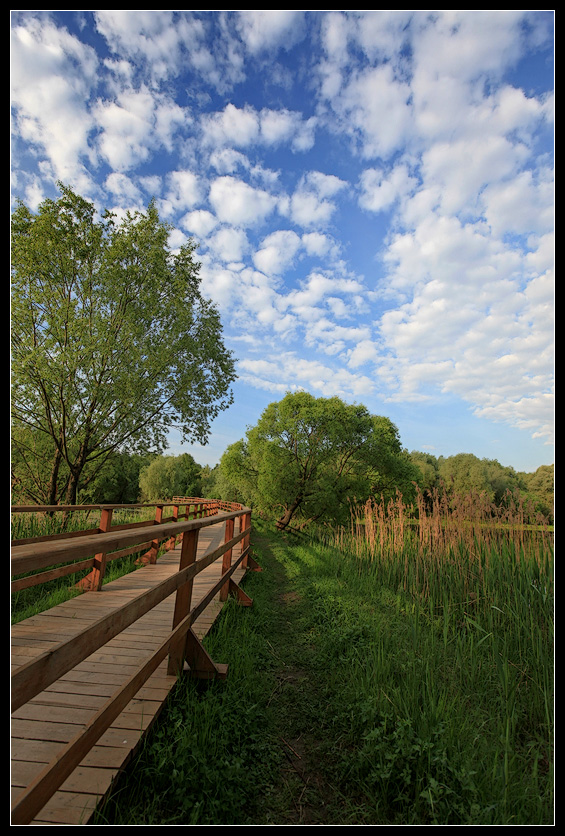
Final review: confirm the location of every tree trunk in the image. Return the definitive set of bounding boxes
[275,494,304,530]
[47,445,63,506]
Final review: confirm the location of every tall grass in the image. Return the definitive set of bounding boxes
[309,487,553,823]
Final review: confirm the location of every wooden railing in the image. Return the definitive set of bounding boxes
[10,498,257,825]
[12,499,224,593]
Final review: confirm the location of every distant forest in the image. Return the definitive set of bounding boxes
[12,447,554,526]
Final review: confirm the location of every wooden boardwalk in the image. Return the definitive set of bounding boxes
[11,521,248,825]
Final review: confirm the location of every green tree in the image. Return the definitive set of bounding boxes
[77,451,154,505]
[409,451,439,496]
[219,391,418,530]
[11,185,236,505]
[199,464,221,499]
[518,464,554,521]
[138,454,203,502]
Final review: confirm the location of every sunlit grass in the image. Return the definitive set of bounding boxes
[306,488,553,823]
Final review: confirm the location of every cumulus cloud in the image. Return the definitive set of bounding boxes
[359,164,417,214]
[253,230,302,275]
[94,9,224,87]
[161,169,202,215]
[321,61,413,159]
[239,352,374,398]
[208,226,249,263]
[11,17,98,186]
[94,87,187,172]
[104,172,143,203]
[283,171,348,229]
[180,209,218,238]
[201,103,316,153]
[235,10,306,55]
[208,176,278,227]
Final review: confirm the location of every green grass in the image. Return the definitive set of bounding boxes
[94,514,553,825]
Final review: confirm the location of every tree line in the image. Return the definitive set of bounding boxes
[12,397,553,526]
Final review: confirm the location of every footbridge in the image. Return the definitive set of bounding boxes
[11,498,259,825]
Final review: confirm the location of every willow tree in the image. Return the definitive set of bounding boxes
[219,391,418,530]
[11,185,236,506]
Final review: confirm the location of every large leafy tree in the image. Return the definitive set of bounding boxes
[11,185,236,505]
[219,391,419,530]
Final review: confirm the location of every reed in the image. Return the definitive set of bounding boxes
[309,486,553,823]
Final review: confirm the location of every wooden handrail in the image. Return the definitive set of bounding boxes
[11,501,242,584]
[11,509,245,573]
[11,525,249,712]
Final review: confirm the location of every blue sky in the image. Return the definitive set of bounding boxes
[11,11,554,473]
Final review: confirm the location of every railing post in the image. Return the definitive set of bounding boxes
[167,527,199,676]
[242,511,252,568]
[75,507,113,591]
[167,503,179,551]
[147,505,164,564]
[219,517,234,602]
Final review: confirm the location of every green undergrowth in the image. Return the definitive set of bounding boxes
[95,518,553,825]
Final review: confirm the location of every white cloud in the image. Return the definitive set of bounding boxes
[198,259,240,309]
[201,103,260,149]
[347,339,379,369]
[259,109,317,152]
[11,17,98,185]
[253,230,302,275]
[284,172,347,229]
[105,172,143,203]
[421,135,528,217]
[375,204,554,440]
[285,272,367,322]
[482,169,554,237]
[325,63,413,159]
[94,10,214,85]
[359,164,417,214]
[301,232,336,258]
[180,209,218,238]
[209,176,278,227]
[209,148,251,174]
[201,103,317,153]
[235,10,306,55]
[288,190,336,228]
[208,227,249,263]
[162,170,202,214]
[412,11,524,87]
[94,87,186,173]
[239,352,374,398]
[138,175,162,197]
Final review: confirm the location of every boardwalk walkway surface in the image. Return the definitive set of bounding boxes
[11,521,247,825]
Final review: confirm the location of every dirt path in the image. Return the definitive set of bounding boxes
[252,534,345,825]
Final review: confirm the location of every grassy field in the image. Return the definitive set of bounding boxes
[94,497,553,826]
